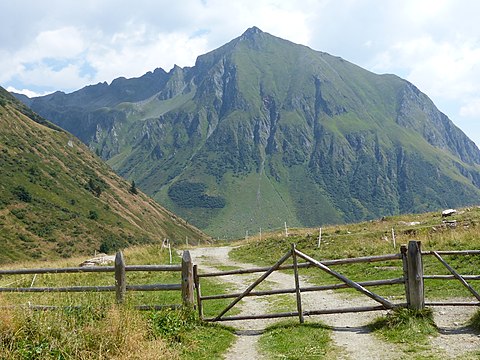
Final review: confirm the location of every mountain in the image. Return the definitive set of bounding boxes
[15,27,480,238]
[0,87,206,263]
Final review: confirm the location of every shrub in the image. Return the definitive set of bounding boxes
[99,234,127,253]
[88,210,99,220]
[12,185,32,203]
[85,177,107,197]
[168,181,226,209]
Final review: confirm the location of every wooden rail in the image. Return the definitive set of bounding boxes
[0,250,194,309]
[198,246,406,323]
[200,278,405,301]
[197,253,402,278]
[197,241,480,323]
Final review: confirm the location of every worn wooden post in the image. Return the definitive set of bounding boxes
[400,245,411,307]
[115,251,126,304]
[406,241,424,310]
[193,264,203,319]
[292,244,304,323]
[182,251,194,307]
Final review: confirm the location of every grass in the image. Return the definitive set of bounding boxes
[369,307,437,356]
[230,206,480,300]
[0,97,207,264]
[468,309,480,332]
[0,246,236,359]
[266,294,297,313]
[0,302,235,360]
[258,320,337,359]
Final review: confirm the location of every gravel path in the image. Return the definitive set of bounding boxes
[187,246,479,359]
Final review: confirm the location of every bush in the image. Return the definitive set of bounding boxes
[12,185,32,203]
[168,181,226,209]
[88,210,99,220]
[99,234,127,253]
[85,177,107,197]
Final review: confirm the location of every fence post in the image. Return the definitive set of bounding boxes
[400,245,410,307]
[292,244,304,324]
[193,264,203,319]
[182,251,194,307]
[406,240,424,310]
[115,251,126,304]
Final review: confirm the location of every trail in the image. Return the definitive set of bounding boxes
[188,246,399,359]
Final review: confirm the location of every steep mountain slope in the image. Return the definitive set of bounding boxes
[17,27,480,238]
[0,87,206,263]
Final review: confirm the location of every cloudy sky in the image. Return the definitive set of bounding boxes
[2,0,480,145]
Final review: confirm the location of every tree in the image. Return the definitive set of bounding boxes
[129,180,138,195]
[13,186,32,202]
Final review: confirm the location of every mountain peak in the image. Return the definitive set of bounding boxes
[240,26,263,39]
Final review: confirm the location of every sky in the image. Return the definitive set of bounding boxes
[2,0,480,145]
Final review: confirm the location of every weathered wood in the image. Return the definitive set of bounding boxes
[200,278,405,301]
[198,253,402,278]
[214,249,293,321]
[424,275,480,280]
[0,266,115,275]
[0,264,181,276]
[0,283,181,293]
[125,265,182,272]
[205,304,397,322]
[406,241,424,310]
[193,265,203,319]
[432,251,480,301]
[401,245,410,306]
[0,285,116,293]
[127,284,182,291]
[292,244,304,323]
[181,251,194,307]
[295,249,395,309]
[422,250,480,256]
[425,301,480,306]
[134,304,182,311]
[0,304,182,311]
[115,251,126,304]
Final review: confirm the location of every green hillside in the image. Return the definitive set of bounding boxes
[0,88,207,263]
[18,27,480,238]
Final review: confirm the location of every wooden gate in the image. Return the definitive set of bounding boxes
[194,244,407,323]
[422,248,480,307]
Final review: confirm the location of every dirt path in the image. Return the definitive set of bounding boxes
[430,304,479,358]
[188,246,400,359]
[187,246,479,359]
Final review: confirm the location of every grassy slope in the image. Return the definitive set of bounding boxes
[0,89,207,264]
[24,31,480,241]
[0,246,235,360]
[230,206,480,300]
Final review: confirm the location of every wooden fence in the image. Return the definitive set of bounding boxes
[0,250,194,310]
[195,241,480,323]
[1,241,478,318]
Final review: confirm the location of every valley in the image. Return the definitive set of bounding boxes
[16,27,480,238]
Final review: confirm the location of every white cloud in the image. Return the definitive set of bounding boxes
[1,0,480,145]
[460,99,480,118]
[86,29,209,84]
[371,35,480,111]
[6,86,52,98]
[32,27,86,60]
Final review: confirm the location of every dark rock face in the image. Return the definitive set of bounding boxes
[14,27,480,237]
